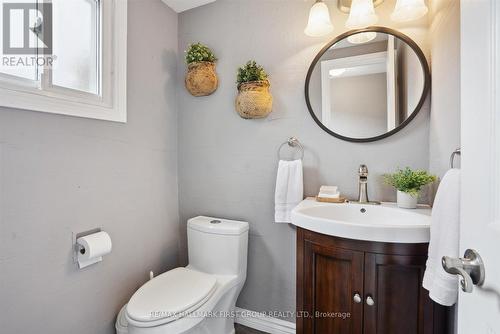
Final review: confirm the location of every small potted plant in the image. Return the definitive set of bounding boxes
[185,43,218,96]
[235,60,273,119]
[384,167,436,209]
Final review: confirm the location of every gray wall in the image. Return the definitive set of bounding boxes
[177,0,431,321]
[429,0,461,179]
[0,1,180,333]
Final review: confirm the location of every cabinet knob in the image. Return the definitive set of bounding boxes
[353,293,362,303]
[366,296,375,306]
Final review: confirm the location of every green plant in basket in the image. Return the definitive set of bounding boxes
[185,43,217,64]
[383,167,436,197]
[236,60,269,86]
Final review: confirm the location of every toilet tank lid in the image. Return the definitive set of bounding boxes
[188,216,249,235]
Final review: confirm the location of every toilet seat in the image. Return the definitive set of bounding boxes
[126,267,217,325]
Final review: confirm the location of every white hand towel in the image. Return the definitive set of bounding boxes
[275,160,303,223]
[422,169,460,306]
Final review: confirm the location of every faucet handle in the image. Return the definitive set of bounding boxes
[359,164,368,176]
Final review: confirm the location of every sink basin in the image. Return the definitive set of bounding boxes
[291,198,432,243]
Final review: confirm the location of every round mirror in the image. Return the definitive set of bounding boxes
[305,27,430,142]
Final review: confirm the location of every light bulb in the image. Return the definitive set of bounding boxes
[347,32,377,44]
[304,1,334,37]
[391,0,429,22]
[345,0,378,29]
[329,68,347,77]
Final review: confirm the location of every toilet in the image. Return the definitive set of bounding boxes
[116,216,249,334]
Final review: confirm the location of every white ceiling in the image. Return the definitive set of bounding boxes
[161,0,216,13]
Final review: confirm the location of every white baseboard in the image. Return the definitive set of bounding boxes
[235,307,296,334]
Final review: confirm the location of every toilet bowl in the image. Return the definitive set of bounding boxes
[116,216,249,334]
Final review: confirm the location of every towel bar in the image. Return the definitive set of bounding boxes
[450,148,461,168]
[278,137,304,161]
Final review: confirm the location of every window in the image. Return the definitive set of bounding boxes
[0,0,127,122]
[51,0,100,95]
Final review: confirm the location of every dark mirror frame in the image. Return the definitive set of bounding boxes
[305,26,431,143]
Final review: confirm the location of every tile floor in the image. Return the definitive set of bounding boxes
[234,323,268,334]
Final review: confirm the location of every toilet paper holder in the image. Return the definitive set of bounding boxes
[73,228,102,264]
[73,228,113,269]
[74,228,113,269]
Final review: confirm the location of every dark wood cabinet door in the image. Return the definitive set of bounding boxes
[363,253,438,334]
[297,229,449,334]
[299,238,364,334]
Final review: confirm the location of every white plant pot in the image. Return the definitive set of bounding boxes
[397,190,418,209]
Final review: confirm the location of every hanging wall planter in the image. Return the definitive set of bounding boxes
[235,61,273,119]
[185,43,218,97]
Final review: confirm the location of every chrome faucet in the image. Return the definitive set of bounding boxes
[357,164,370,203]
[353,165,380,205]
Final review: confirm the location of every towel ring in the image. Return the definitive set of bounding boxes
[278,137,304,160]
[450,148,461,168]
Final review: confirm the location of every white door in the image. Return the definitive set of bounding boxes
[459,1,500,333]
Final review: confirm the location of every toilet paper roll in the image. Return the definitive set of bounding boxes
[77,231,112,269]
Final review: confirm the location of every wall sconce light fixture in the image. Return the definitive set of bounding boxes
[305,0,429,37]
[391,0,429,22]
[347,31,378,44]
[304,0,334,37]
[345,0,379,29]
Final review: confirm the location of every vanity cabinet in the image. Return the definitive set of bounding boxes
[297,227,450,334]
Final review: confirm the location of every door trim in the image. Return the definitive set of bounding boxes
[492,0,500,229]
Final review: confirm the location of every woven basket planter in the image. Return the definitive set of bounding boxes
[235,80,273,119]
[185,61,218,97]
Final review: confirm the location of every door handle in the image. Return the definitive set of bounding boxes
[353,293,362,304]
[441,249,485,293]
[365,296,375,306]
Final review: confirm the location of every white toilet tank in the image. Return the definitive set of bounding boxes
[187,216,249,278]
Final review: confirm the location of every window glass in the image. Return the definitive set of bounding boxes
[51,0,99,94]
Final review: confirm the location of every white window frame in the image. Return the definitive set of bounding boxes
[0,0,127,122]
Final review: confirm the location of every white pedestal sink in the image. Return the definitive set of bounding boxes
[291,198,431,243]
